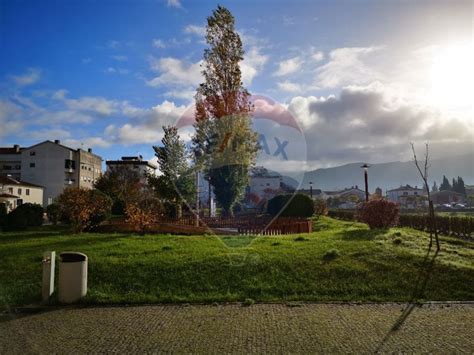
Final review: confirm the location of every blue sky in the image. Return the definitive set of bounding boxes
[1,0,472,171]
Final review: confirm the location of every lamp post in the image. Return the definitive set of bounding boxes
[207,176,212,218]
[309,181,313,199]
[361,163,370,202]
[194,148,203,227]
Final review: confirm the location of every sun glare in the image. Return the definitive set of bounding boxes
[430,43,474,111]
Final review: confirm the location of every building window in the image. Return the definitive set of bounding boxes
[65,159,76,169]
[26,189,30,196]
[403,192,408,195]
[3,165,12,170]
[18,188,22,195]
[8,187,13,194]
[414,192,418,195]
[30,151,36,156]
[17,199,23,206]
[30,162,35,168]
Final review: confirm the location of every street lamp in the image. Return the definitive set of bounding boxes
[361,163,370,202]
[309,181,313,199]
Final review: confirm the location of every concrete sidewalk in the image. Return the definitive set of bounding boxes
[1,303,472,353]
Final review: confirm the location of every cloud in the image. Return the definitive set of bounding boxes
[152,39,166,48]
[63,137,111,149]
[273,56,303,77]
[311,51,324,62]
[286,82,474,165]
[106,67,129,75]
[277,81,302,93]
[147,56,202,88]
[11,68,41,86]
[110,55,128,61]
[241,46,268,86]
[0,99,25,139]
[184,25,206,37]
[315,47,383,88]
[106,40,121,49]
[166,0,182,8]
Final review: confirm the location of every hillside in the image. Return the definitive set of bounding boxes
[302,154,474,192]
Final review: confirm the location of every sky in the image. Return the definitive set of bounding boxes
[0,0,472,173]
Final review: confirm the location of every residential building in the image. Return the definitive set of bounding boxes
[106,155,158,183]
[248,175,281,198]
[0,175,44,212]
[0,140,102,206]
[0,145,23,179]
[386,185,426,208]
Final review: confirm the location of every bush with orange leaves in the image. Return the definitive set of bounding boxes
[57,187,112,233]
[356,199,400,230]
[125,196,163,235]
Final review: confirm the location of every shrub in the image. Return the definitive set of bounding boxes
[328,209,355,221]
[57,187,112,233]
[46,203,61,225]
[111,200,126,216]
[356,199,400,229]
[313,198,328,217]
[125,196,163,235]
[267,193,315,218]
[3,203,44,231]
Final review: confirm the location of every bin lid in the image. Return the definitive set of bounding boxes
[60,252,87,262]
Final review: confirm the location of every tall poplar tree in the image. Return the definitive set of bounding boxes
[193,5,259,216]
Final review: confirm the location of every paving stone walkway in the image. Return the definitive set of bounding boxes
[1,303,472,354]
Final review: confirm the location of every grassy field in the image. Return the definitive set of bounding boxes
[0,217,473,307]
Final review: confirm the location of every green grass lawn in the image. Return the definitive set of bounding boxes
[1,217,473,307]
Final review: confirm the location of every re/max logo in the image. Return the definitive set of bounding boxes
[259,134,288,160]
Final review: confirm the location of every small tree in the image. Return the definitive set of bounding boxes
[3,203,44,231]
[411,143,440,250]
[0,203,7,228]
[57,187,112,233]
[439,175,451,191]
[94,165,143,215]
[267,194,315,218]
[46,203,61,225]
[151,126,195,218]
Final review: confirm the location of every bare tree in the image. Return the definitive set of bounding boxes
[410,142,440,250]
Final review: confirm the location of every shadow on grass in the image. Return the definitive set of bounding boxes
[374,245,439,353]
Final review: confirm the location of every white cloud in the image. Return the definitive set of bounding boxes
[166,0,182,8]
[106,67,129,75]
[273,57,303,77]
[152,39,166,48]
[277,81,302,93]
[106,40,121,49]
[63,137,111,149]
[311,51,324,62]
[11,68,42,86]
[241,46,268,86]
[0,99,24,138]
[315,46,383,88]
[147,56,202,88]
[184,25,206,37]
[110,55,128,61]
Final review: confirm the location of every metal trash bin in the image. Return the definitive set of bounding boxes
[58,252,88,303]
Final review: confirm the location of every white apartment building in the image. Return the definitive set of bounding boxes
[386,184,426,208]
[106,156,157,183]
[0,175,44,212]
[0,140,102,206]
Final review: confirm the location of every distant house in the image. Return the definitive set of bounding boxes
[386,185,426,208]
[0,175,44,212]
[106,156,158,184]
[431,190,465,205]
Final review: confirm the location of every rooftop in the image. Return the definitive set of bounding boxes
[387,184,424,192]
[0,175,44,188]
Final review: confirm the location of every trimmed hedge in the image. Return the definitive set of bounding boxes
[267,193,315,217]
[328,209,473,238]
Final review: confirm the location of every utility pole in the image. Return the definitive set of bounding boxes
[195,170,200,226]
[309,181,313,199]
[361,164,370,202]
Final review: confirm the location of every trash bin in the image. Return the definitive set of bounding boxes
[58,252,88,303]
